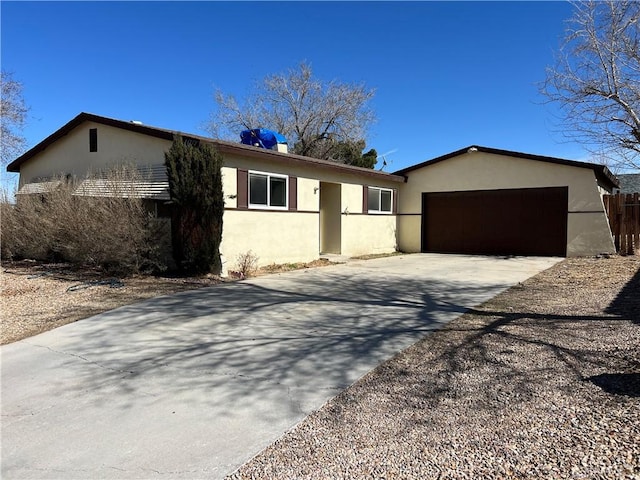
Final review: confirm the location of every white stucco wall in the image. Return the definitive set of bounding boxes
[221,166,237,209]
[397,151,615,256]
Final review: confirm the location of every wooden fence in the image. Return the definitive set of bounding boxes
[603,193,640,255]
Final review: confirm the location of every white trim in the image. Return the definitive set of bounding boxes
[248,170,289,210]
[368,186,393,214]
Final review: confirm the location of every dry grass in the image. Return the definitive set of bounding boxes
[256,258,335,275]
[349,251,405,260]
[1,166,169,274]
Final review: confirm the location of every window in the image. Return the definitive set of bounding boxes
[249,171,288,209]
[89,128,98,152]
[368,186,393,213]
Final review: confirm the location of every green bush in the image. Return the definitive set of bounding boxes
[165,135,224,274]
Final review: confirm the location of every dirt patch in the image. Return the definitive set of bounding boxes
[0,258,337,345]
[256,258,336,275]
[0,261,221,345]
[349,252,405,260]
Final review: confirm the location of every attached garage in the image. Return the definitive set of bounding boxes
[395,146,619,257]
[421,187,568,256]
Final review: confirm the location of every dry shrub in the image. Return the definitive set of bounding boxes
[234,250,259,278]
[1,165,169,274]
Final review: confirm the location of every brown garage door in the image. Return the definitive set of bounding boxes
[421,187,568,256]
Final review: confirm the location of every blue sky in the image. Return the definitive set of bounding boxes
[2,1,581,178]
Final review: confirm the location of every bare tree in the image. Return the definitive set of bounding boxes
[542,0,640,170]
[207,62,376,160]
[1,71,29,166]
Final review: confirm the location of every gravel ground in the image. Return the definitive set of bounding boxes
[0,258,332,345]
[2,255,638,479]
[229,255,640,480]
[0,261,225,345]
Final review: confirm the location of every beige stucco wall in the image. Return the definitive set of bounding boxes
[17,121,403,266]
[222,153,401,263]
[18,122,170,186]
[338,183,397,255]
[220,152,399,205]
[342,214,397,256]
[397,151,614,256]
[218,160,400,265]
[221,210,320,267]
[221,166,237,209]
[299,177,320,211]
[341,183,364,214]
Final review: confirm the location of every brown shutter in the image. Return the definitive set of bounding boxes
[363,185,369,214]
[237,169,248,209]
[289,176,297,211]
[393,188,398,214]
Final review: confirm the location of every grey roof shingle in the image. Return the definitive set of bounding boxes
[616,174,640,193]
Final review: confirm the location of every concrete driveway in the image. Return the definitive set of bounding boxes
[1,254,561,479]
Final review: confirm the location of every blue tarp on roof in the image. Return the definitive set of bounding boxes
[240,129,287,150]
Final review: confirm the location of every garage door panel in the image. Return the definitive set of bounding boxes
[421,187,568,256]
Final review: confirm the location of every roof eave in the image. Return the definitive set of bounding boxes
[7,112,405,183]
[211,141,405,183]
[393,145,620,190]
[6,112,177,172]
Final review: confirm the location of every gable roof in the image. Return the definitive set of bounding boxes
[393,145,619,190]
[6,112,405,183]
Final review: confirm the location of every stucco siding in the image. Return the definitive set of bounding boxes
[567,212,614,256]
[397,215,422,253]
[342,214,397,256]
[221,152,399,196]
[298,177,320,211]
[221,166,237,209]
[221,210,319,267]
[399,152,615,256]
[341,183,364,214]
[19,122,170,186]
[19,115,615,263]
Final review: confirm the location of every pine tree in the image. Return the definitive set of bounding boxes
[165,135,224,274]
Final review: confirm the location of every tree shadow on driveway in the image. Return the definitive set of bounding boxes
[16,268,508,417]
[365,263,640,417]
